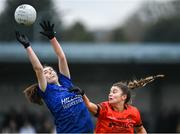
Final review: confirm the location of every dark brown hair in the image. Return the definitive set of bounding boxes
[113,74,164,104]
[23,83,43,105]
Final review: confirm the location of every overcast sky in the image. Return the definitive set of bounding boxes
[0,0,167,31]
[54,0,145,30]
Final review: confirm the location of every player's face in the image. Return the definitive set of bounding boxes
[108,86,127,104]
[43,67,58,84]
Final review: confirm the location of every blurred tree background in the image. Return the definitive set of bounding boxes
[61,22,94,42]
[0,0,93,42]
[0,0,61,41]
[0,0,180,43]
[112,0,180,43]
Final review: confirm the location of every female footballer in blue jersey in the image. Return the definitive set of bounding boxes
[15,20,93,133]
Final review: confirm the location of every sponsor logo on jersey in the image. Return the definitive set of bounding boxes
[61,95,83,109]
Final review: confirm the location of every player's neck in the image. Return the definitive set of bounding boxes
[111,103,125,112]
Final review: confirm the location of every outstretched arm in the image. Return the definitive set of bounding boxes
[16,32,47,91]
[26,47,47,91]
[50,38,70,79]
[70,87,98,115]
[40,21,70,79]
[83,95,98,115]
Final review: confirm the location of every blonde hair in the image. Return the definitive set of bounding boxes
[23,83,43,105]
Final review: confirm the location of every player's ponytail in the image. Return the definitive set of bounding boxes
[23,83,43,105]
[113,74,164,104]
[128,74,164,90]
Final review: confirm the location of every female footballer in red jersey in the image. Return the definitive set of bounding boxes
[80,75,164,133]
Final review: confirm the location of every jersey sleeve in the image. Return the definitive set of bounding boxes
[37,84,51,97]
[134,108,143,127]
[95,102,108,118]
[58,73,74,89]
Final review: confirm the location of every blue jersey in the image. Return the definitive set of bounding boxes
[37,73,93,133]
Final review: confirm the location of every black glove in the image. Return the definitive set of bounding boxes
[69,86,85,96]
[39,20,55,40]
[15,31,30,48]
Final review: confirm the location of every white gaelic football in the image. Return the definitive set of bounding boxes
[14,4,37,26]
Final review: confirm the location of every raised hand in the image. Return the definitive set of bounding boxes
[39,20,55,40]
[15,31,30,48]
[69,86,85,96]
